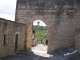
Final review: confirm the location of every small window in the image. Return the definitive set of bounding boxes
[3,35,7,46]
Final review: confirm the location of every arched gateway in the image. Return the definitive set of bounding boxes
[15,0,80,53]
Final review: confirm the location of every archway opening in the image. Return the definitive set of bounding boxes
[31,20,49,56]
[32,20,48,46]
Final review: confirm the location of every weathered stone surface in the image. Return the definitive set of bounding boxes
[0,0,80,58]
[0,18,26,58]
[15,0,80,53]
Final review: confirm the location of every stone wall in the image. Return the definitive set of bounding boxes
[75,29,80,54]
[75,19,80,54]
[32,30,36,46]
[15,0,80,53]
[0,18,26,58]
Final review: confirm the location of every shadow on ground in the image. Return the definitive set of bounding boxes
[1,50,49,60]
[1,45,80,60]
[50,48,80,60]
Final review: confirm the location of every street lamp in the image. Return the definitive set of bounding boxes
[37,20,40,26]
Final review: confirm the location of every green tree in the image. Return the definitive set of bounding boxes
[33,25,48,43]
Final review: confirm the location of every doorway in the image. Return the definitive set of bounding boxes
[15,34,19,52]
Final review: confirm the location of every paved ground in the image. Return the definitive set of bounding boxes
[2,44,50,60]
[1,44,80,60]
[32,44,50,57]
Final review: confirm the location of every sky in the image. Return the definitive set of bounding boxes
[0,0,46,26]
[33,20,46,26]
[0,0,16,21]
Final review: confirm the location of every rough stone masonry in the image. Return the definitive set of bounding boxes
[0,0,80,58]
[15,0,80,53]
[0,18,26,58]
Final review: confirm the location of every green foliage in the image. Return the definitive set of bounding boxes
[36,30,48,41]
[33,25,48,42]
[33,25,47,30]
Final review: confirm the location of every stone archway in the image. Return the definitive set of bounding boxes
[26,15,52,53]
[15,0,80,53]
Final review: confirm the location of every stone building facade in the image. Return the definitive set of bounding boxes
[0,0,80,58]
[15,0,80,53]
[32,30,36,46]
[44,34,48,45]
[75,19,80,53]
[0,18,26,58]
